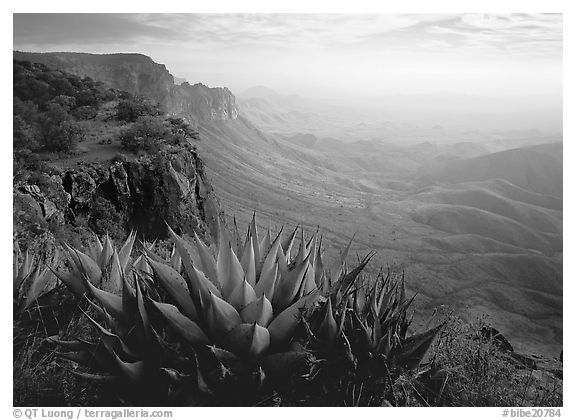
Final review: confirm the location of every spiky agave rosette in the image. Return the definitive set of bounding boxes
[49,216,333,404]
[304,267,446,405]
[13,240,61,311]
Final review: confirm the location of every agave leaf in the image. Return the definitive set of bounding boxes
[114,352,146,384]
[313,235,325,287]
[273,253,311,312]
[169,244,182,273]
[57,340,117,373]
[68,246,102,287]
[377,273,395,319]
[185,260,221,313]
[281,225,299,261]
[118,256,136,311]
[300,265,316,297]
[118,231,137,272]
[240,236,256,287]
[399,311,414,340]
[260,227,283,281]
[217,242,245,299]
[151,300,209,345]
[84,279,125,321]
[196,360,215,396]
[332,233,356,280]
[307,228,319,267]
[268,291,319,347]
[295,228,308,265]
[160,367,194,384]
[228,278,257,311]
[146,257,198,320]
[208,345,238,365]
[207,292,242,340]
[72,371,119,383]
[240,295,274,327]
[82,310,139,361]
[46,336,86,350]
[192,230,219,289]
[167,225,218,292]
[276,243,288,278]
[223,322,270,360]
[249,212,260,266]
[99,250,120,295]
[258,222,272,260]
[377,328,393,357]
[232,217,244,258]
[22,266,58,309]
[86,238,100,263]
[254,261,277,301]
[98,235,115,270]
[134,277,153,347]
[14,248,33,292]
[317,297,338,343]
[350,311,374,353]
[93,234,104,257]
[57,351,94,365]
[132,255,152,277]
[333,252,374,308]
[393,323,446,370]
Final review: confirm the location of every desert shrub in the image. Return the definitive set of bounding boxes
[118,115,170,153]
[14,97,40,125]
[116,96,158,122]
[72,105,98,120]
[397,315,563,407]
[13,115,39,151]
[52,95,76,111]
[166,117,199,144]
[39,103,85,152]
[87,195,127,239]
[75,88,99,107]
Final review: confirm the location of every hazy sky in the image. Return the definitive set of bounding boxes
[13,13,562,100]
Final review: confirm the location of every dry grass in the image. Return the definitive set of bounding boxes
[392,313,563,407]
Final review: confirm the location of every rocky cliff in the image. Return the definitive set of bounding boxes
[169,82,238,126]
[14,142,220,244]
[13,51,239,125]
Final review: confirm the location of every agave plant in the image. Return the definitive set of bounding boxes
[51,232,138,297]
[50,215,330,404]
[305,267,446,405]
[13,240,60,311]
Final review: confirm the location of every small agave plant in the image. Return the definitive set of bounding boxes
[13,240,60,311]
[49,215,331,405]
[305,268,445,405]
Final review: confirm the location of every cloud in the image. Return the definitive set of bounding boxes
[424,14,563,58]
[13,14,182,47]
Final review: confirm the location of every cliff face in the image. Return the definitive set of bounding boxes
[13,51,239,124]
[169,83,239,125]
[14,143,220,242]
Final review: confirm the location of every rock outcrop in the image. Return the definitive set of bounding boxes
[13,51,239,125]
[14,142,220,242]
[169,82,238,125]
